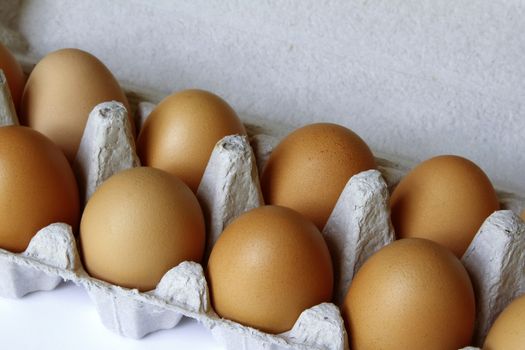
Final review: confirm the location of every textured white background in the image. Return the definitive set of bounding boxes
[1,0,524,194]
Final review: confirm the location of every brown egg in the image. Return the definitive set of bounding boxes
[0,126,80,252]
[342,238,475,350]
[484,294,525,350]
[137,89,246,192]
[391,155,499,257]
[207,205,333,334]
[0,41,25,110]
[261,123,376,230]
[521,209,525,221]
[80,167,205,291]
[20,48,132,161]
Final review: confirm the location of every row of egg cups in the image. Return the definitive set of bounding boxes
[0,67,349,350]
[0,72,524,349]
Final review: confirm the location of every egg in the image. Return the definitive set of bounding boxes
[521,209,525,221]
[484,294,525,349]
[20,48,132,162]
[261,123,376,230]
[0,126,80,253]
[207,205,333,334]
[391,155,499,257]
[80,167,205,291]
[0,41,25,110]
[137,89,246,192]
[342,238,475,350]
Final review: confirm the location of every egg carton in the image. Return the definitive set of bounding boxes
[0,72,384,348]
[1,69,525,349]
[255,134,525,348]
[0,75,352,348]
[0,71,18,125]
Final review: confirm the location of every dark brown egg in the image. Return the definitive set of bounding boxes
[261,123,376,230]
[80,167,205,291]
[0,126,79,252]
[342,238,475,350]
[391,155,499,257]
[207,205,333,333]
[137,89,246,192]
[21,48,132,161]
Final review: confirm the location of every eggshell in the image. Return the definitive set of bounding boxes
[80,167,205,292]
[261,123,376,230]
[483,294,525,350]
[20,48,132,161]
[137,89,246,192]
[207,205,333,334]
[0,126,80,253]
[342,238,475,350]
[0,42,25,110]
[390,155,499,257]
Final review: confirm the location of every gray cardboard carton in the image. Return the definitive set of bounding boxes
[0,70,524,349]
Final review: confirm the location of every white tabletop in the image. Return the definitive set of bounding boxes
[0,281,223,349]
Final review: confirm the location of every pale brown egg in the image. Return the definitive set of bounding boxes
[342,238,475,350]
[20,48,132,162]
[391,155,499,257]
[207,205,333,334]
[0,41,25,110]
[520,209,525,221]
[261,123,376,230]
[80,167,205,291]
[0,126,80,252]
[137,89,246,192]
[484,294,525,350]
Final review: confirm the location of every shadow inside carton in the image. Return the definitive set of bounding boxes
[18,279,69,299]
[0,0,28,52]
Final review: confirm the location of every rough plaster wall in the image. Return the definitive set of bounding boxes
[2,0,525,193]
